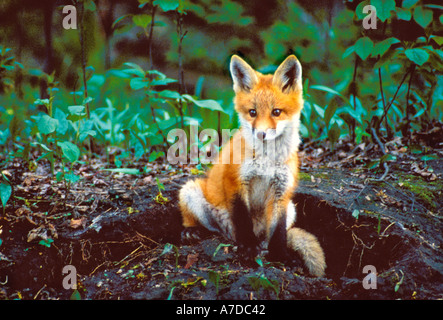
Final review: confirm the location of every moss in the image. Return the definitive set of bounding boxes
[298,172,311,182]
[397,174,443,210]
[298,171,329,182]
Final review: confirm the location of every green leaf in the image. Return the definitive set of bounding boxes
[396,7,412,20]
[68,105,86,115]
[132,14,152,29]
[371,0,396,22]
[54,108,68,135]
[324,99,340,128]
[248,275,279,296]
[160,243,178,256]
[149,151,165,162]
[413,108,426,118]
[84,0,96,11]
[153,0,179,12]
[65,173,81,184]
[130,78,148,90]
[213,243,232,258]
[122,62,145,77]
[342,45,355,59]
[70,289,81,300]
[413,6,433,28]
[208,270,220,294]
[405,48,430,66]
[380,154,397,163]
[355,37,374,61]
[420,154,438,161]
[38,238,54,248]
[310,85,345,99]
[410,145,423,154]
[431,36,443,46]
[372,37,401,57]
[183,94,226,113]
[0,181,12,209]
[156,90,182,99]
[102,168,142,175]
[366,159,380,169]
[327,122,341,147]
[402,0,419,9]
[150,77,177,86]
[112,14,131,29]
[355,0,370,20]
[57,141,80,163]
[34,98,50,107]
[67,105,87,121]
[37,114,58,135]
[352,209,360,219]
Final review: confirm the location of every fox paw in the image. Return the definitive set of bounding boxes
[181,227,206,243]
[266,249,290,264]
[238,243,260,261]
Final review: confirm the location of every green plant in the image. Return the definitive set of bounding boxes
[31,87,90,190]
[160,242,179,267]
[208,270,221,295]
[0,172,12,215]
[0,46,23,94]
[248,273,280,299]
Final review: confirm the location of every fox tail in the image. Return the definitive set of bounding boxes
[287,227,326,277]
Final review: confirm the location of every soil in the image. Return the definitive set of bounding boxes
[0,155,442,300]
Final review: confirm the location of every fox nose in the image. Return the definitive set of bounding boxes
[257,131,266,140]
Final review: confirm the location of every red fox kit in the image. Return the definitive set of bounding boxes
[179,55,326,277]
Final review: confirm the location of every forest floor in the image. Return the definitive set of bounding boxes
[0,125,442,300]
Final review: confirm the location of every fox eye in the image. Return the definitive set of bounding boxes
[272,109,282,117]
[249,109,257,117]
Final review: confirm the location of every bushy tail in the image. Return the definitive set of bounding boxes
[287,228,326,277]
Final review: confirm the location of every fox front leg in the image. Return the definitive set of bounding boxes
[271,165,293,201]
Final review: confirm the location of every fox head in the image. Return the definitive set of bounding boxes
[229,55,304,145]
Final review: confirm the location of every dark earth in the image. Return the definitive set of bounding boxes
[0,142,442,300]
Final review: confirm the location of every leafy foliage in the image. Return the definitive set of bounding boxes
[0,0,441,186]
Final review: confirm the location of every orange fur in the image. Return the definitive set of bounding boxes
[178,55,326,277]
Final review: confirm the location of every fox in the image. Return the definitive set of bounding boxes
[178,54,326,277]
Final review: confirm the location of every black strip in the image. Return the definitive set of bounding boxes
[231,194,259,258]
[267,213,289,262]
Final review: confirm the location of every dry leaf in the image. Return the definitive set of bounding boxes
[70,217,87,229]
[184,253,199,269]
[27,226,47,243]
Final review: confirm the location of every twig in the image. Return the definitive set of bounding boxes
[33,284,47,300]
[147,2,157,70]
[116,243,144,265]
[370,127,390,181]
[78,0,94,155]
[405,65,416,141]
[350,56,359,141]
[378,68,411,130]
[149,98,170,154]
[176,12,187,129]
[378,68,387,130]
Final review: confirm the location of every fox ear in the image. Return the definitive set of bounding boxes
[273,55,302,93]
[230,55,258,92]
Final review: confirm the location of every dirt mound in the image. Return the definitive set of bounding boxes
[1,169,441,300]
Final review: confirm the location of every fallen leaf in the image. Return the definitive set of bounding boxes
[184,253,199,269]
[27,226,48,243]
[70,217,87,229]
